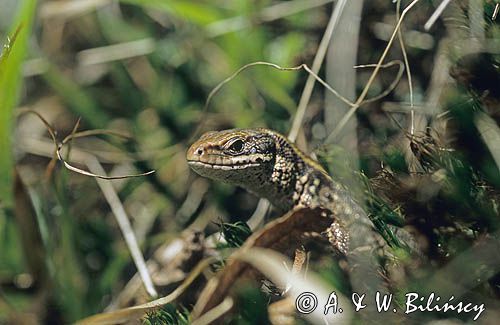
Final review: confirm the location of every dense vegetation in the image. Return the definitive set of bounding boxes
[0,1,499,323]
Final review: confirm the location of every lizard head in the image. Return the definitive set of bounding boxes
[187,128,328,210]
[186,128,276,188]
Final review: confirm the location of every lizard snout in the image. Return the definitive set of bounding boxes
[186,143,206,162]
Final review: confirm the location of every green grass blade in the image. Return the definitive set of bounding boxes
[0,0,37,207]
[120,0,222,25]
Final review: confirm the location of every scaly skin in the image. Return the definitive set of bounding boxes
[186,128,386,256]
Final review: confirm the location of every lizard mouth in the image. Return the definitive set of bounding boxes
[187,160,259,170]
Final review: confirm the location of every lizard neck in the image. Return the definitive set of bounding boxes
[253,132,332,211]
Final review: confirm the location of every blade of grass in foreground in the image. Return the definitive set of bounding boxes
[0,0,37,207]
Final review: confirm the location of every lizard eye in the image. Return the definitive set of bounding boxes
[228,139,244,153]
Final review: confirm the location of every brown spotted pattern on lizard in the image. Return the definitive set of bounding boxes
[186,128,406,256]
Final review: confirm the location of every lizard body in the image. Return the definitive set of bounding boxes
[186,128,385,255]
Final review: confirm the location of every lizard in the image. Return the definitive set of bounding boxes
[186,128,418,305]
[187,128,410,253]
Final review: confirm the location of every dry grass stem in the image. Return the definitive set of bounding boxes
[326,0,421,143]
[205,0,334,38]
[17,108,155,179]
[14,110,158,298]
[77,38,156,66]
[469,0,485,40]
[352,60,405,104]
[77,258,216,324]
[190,297,234,325]
[86,156,158,299]
[288,0,347,142]
[40,0,110,20]
[475,112,500,170]
[424,0,453,31]
[198,59,404,143]
[396,0,415,135]
[246,198,271,230]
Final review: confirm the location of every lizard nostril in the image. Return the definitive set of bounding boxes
[196,147,203,155]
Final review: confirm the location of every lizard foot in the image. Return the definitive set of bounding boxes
[324,220,349,256]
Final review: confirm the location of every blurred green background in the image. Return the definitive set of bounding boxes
[1,0,499,323]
